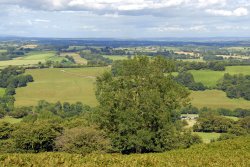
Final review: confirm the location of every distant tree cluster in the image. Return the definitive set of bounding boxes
[80,51,112,66]
[176,61,226,71]
[65,55,76,64]
[0,66,33,115]
[0,47,32,61]
[217,73,250,100]
[203,55,224,61]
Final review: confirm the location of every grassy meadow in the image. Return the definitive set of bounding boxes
[103,55,129,61]
[15,67,110,107]
[0,51,56,68]
[0,49,7,53]
[193,132,221,143]
[0,88,5,97]
[60,52,87,64]
[190,66,250,87]
[14,66,250,109]
[0,136,249,167]
[190,90,250,109]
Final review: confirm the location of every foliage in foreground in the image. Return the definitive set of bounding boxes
[96,57,201,153]
[0,136,249,167]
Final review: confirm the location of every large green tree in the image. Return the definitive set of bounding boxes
[96,56,199,154]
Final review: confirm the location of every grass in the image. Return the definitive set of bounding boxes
[190,90,250,109]
[60,52,87,64]
[0,136,249,167]
[0,116,22,124]
[224,116,240,121]
[178,58,204,62]
[103,55,129,61]
[21,51,55,60]
[190,66,250,87]
[15,67,110,107]
[0,88,5,97]
[193,132,221,143]
[0,49,7,53]
[0,51,56,67]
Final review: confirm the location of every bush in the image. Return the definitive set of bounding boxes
[12,121,63,152]
[55,126,110,154]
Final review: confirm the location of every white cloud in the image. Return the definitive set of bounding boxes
[216,25,250,30]
[197,0,227,7]
[206,7,248,16]
[34,19,50,22]
[149,25,208,32]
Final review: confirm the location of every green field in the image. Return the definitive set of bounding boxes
[193,132,221,143]
[1,136,249,167]
[103,55,129,61]
[15,67,110,107]
[224,116,239,121]
[0,116,22,124]
[190,66,250,87]
[0,49,7,53]
[191,90,250,109]
[0,51,56,68]
[178,58,204,62]
[0,88,5,97]
[60,52,87,64]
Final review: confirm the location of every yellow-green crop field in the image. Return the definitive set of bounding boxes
[15,67,110,107]
[0,136,249,167]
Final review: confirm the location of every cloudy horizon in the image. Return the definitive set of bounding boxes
[0,0,250,38]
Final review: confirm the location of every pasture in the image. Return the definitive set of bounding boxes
[190,90,250,109]
[0,49,7,53]
[193,132,221,143]
[0,51,56,68]
[0,88,5,97]
[103,55,129,61]
[60,52,87,64]
[190,66,250,87]
[15,67,110,107]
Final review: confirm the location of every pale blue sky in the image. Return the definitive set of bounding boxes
[0,0,249,38]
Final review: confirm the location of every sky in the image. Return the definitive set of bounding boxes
[0,0,250,38]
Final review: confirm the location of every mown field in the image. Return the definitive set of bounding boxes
[193,132,221,143]
[0,88,5,97]
[103,55,129,61]
[15,67,110,107]
[1,136,249,167]
[60,52,87,64]
[0,51,57,68]
[14,66,250,109]
[190,90,250,109]
[0,49,7,53]
[190,66,250,87]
